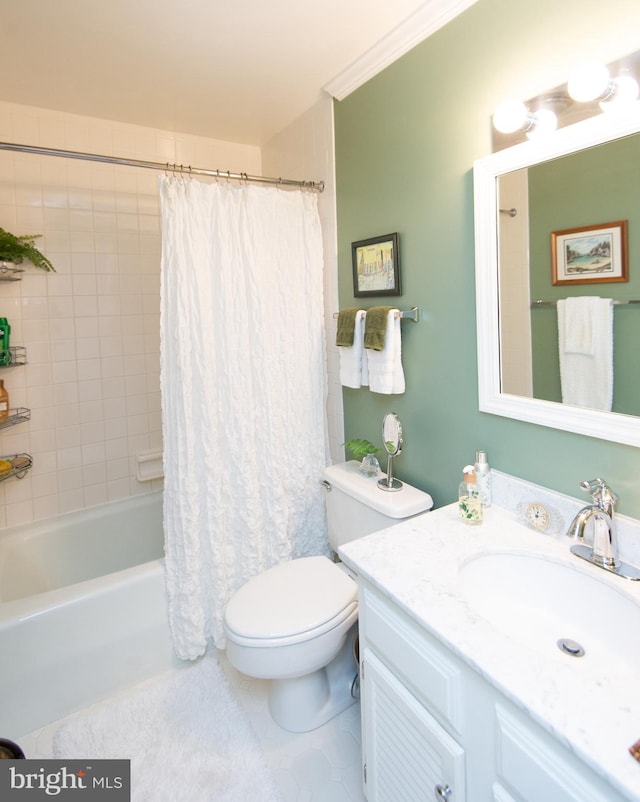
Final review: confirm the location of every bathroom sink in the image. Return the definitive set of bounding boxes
[458,552,640,674]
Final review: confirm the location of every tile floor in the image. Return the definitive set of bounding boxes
[19,652,367,802]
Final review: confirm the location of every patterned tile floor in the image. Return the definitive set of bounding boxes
[19,651,366,802]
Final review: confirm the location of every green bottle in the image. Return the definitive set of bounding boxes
[0,318,11,366]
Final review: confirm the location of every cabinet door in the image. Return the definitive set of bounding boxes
[362,648,465,802]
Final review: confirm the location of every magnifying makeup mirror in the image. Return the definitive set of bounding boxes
[378,412,403,492]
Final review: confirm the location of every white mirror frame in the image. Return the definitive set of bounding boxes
[474,103,640,447]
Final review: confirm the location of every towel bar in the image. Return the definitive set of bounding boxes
[333,306,419,322]
[532,299,640,308]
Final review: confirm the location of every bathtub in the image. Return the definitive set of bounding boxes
[0,491,181,738]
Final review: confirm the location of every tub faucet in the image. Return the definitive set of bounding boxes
[567,479,640,580]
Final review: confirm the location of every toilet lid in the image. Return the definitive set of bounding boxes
[225,556,357,641]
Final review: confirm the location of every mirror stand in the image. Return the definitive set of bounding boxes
[378,453,403,491]
[378,412,404,492]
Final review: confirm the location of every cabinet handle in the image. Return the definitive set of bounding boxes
[435,784,452,801]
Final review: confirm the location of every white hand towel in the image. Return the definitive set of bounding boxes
[562,296,599,355]
[557,296,613,411]
[339,310,369,388]
[366,309,405,394]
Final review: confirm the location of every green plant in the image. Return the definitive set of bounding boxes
[0,227,55,272]
[343,438,380,460]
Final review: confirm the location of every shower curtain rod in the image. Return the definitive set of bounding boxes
[0,141,325,192]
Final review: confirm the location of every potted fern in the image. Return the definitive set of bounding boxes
[0,227,55,273]
[343,438,381,477]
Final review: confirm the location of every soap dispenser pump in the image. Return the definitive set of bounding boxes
[459,465,482,525]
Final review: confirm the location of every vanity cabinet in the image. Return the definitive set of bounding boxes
[362,650,464,800]
[358,580,629,802]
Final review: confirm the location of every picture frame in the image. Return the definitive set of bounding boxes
[551,220,628,285]
[351,233,401,297]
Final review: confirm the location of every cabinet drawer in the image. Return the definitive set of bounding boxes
[495,704,624,802]
[360,584,463,732]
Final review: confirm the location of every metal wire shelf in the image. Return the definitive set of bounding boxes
[0,453,32,482]
[0,264,25,281]
[0,407,31,429]
[0,346,26,367]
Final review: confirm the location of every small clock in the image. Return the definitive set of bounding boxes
[524,502,550,531]
[516,501,564,534]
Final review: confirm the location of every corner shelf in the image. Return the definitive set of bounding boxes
[0,346,26,367]
[0,453,32,482]
[0,407,31,429]
[0,265,24,282]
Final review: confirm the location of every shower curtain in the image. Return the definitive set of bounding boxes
[158,176,329,660]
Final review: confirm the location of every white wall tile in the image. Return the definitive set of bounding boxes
[0,100,261,524]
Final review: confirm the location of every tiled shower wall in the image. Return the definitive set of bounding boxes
[0,101,261,528]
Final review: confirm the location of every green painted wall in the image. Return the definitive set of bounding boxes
[529,136,640,413]
[335,0,640,517]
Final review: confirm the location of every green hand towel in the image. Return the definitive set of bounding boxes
[364,306,394,351]
[336,307,361,347]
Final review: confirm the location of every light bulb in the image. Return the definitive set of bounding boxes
[568,61,611,102]
[493,99,530,134]
[600,74,639,111]
[526,108,558,138]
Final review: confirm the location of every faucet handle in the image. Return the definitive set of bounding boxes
[579,478,617,508]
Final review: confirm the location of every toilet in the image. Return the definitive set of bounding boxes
[223,460,433,732]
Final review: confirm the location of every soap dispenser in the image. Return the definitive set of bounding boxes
[474,449,492,507]
[459,465,482,525]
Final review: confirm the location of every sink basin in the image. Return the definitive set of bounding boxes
[458,552,640,674]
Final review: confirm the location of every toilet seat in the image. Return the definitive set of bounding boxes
[224,556,357,648]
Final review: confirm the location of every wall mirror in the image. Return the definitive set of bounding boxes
[474,101,640,447]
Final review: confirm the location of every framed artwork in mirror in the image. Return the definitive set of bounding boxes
[351,232,401,297]
[551,220,628,285]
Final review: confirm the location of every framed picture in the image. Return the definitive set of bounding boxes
[551,220,628,285]
[351,233,401,297]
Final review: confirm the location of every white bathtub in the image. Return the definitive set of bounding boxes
[0,492,181,738]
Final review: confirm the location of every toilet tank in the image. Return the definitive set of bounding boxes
[322,461,433,551]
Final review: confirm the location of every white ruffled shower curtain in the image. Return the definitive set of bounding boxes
[158,176,329,660]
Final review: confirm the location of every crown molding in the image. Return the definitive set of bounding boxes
[324,0,478,101]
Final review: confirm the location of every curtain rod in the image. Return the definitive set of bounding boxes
[0,141,325,192]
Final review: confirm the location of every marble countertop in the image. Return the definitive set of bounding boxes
[339,501,640,801]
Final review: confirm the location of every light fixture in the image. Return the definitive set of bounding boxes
[568,61,639,107]
[492,99,557,136]
[526,108,558,138]
[600,73,639,111]
[567,61,612,102]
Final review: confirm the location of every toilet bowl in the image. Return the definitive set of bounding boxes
[224,461,433,732]
[225,555,358,732]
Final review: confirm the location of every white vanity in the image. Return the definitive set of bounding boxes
[339,472,640,802]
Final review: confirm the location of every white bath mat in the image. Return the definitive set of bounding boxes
[52,653,283,802]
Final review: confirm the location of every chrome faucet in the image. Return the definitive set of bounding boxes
[567,479,640,580]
